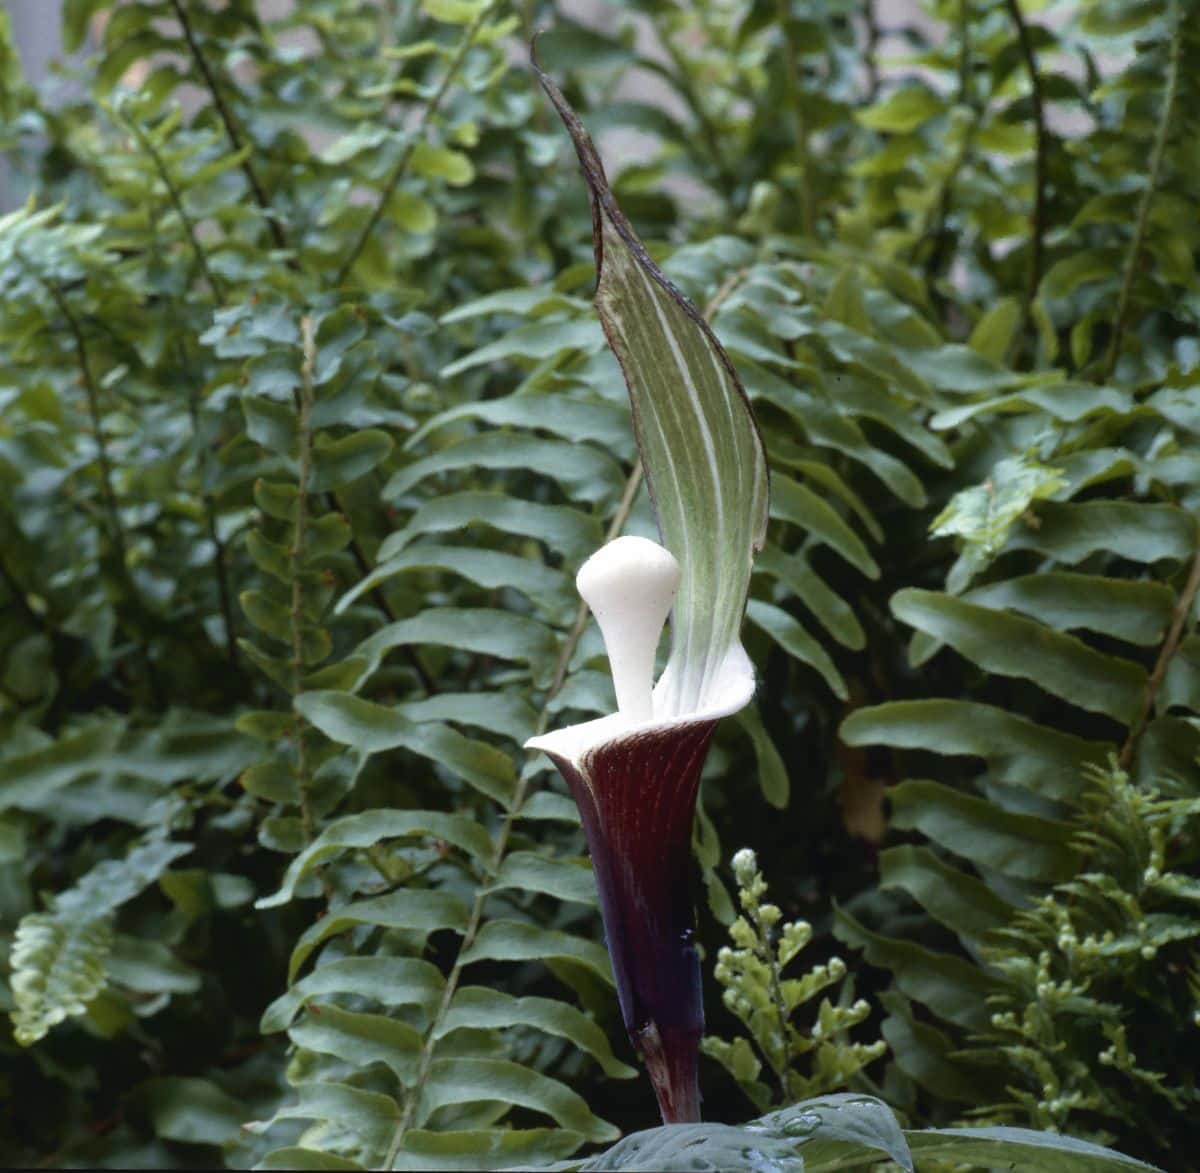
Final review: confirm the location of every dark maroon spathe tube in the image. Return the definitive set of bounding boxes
[540,720,716,1123]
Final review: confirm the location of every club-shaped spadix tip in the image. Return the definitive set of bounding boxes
[576,536,681,725]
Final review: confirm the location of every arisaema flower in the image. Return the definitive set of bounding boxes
[527,59,770,1124]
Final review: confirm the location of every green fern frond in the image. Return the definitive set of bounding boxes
[10,914,114,1046]
[9,830,194,1045]
[704,848,886,1110]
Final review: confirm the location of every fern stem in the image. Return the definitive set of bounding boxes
[1102,1,1184,381]
[955,0,972,113]
[182,345,238,666]
[167,0,291,259]
[171,294,241,666]
[1003,0,1047,307]
[292,317,317,841]
[166,3,430,662]
[180,339,240,666]
[1119,546,1200,770]
[25,262,163,702]
[776,0,815,236]
[123,89,406,666]
[334,1,496,287]
[922,0,976,292]
[45,279,128,570]
[705,266,751,322]
[38,278,163,693]
[123,111,227,301]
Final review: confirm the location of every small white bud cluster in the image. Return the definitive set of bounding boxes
[731,847,758,881]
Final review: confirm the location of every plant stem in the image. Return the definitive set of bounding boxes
[128,96,403,662]
[171,325,240,666]
[956,0,972,105]
[776,0,815,236]
[923,0,975,292]
[37,269,170,700]
[1003,0,1047,308]
[762,919,793,1102]
[124,110,227,300]
[292,317,317,841]
[136,90,241,664]
[655,36,735,200]
[164,0,452,674]
[26,261,163,701]
[167,0,290,258]
[1102,1,1183,381]
[278,320,334,899]
[1119,546,1200,770]
[44,280,128,570]
[328,0,477,687]
[335,1,496,287]
[705,266,751,321]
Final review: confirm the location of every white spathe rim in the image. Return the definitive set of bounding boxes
[526,642,755,766]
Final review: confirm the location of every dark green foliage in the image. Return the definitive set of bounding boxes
[828,6,1200,1166]
[0,0,1197,1169]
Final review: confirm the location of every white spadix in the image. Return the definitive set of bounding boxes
[576,536,680,724]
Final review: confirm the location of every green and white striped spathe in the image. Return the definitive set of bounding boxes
[536,60,769,719]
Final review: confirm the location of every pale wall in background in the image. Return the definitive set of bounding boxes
[6,0,64,80]
[3,0,934,86]
[0,0,938,209]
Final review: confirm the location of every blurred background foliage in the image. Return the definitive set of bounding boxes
[0,0,1198,1168]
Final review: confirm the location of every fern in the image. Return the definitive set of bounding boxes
[833,10,1200,1162]
[220,223,632,1168]
[10,915,114,1046]
[838,380,1200,1152]
[10,831,194,1043]
[977,760,1200,1141]
[703,848,885,1111]
[244,474,633,1166]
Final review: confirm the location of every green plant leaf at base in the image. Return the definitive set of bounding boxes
[905,1126,1163,1171]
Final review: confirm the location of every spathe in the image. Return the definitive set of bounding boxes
[528,50,769,1124]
